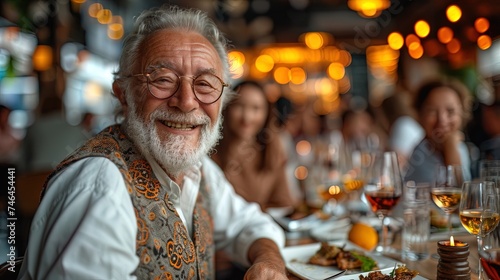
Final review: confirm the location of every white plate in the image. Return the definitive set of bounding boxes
[282,242,428,280]
[309,218,352,241]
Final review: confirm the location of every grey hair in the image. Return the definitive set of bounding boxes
[113,5,234,109]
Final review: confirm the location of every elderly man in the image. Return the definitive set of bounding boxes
[18,5,287,280]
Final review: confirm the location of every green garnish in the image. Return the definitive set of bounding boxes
[351,251,377,272]
[389,263,397,278]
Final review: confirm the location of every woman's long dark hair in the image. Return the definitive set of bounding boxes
[222,80,277,171]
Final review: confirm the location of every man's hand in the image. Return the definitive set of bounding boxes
[244,261,288,280]
[244,238,288,280]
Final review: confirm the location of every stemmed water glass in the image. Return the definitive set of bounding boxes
[363,151,403,253]
[478,159,500,279]
[459,180,499,278]
[431,165,464,235]
[479,224,500,279]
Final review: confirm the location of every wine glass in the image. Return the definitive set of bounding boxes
[316,141,347,216]
[479,160,500,186]
[363,151,403,253]
[478,159,500,279]
[459,180,499,278]
[431,165,464,235]
[480,223,500,280]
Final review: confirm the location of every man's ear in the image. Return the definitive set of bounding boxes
[112,81,128,111]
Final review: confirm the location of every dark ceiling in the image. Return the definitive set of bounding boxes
[180,0,500,52]
[1,0,499,56]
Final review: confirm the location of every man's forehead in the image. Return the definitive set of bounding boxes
[140,29,223,71]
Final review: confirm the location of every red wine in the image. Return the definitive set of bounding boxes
[480,248,500,280]
[365,191,401,214]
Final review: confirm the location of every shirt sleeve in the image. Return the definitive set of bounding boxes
[18,157,139,280]
[202,156,286,267]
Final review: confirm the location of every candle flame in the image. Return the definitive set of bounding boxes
[450,236,455,246]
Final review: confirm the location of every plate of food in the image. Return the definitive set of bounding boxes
[282,241,426,280]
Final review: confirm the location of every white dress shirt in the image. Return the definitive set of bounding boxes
[18,155,285,280]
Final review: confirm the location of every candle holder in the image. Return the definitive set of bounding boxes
[437,240,471,280]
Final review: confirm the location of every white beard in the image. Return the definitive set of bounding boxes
[124,103,222,177]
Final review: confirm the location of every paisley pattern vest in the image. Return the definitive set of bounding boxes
[41,125,215,279]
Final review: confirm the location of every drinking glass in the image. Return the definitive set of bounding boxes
[480,225,500,280]
[459,180,499,278]
[479,160,500,186]
[363,151,403,253]
[402,182,431,261]
[431,165,464,235]
[316,142,347,216]
[479,159,500,279]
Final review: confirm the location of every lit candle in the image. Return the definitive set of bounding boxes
[436,236,471,279]
[438,236,468,247]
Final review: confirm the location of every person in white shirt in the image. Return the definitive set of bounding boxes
[18,5,287,280]
[379,91,424,175]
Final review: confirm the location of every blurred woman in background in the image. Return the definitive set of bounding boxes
[212,80,295,210]
[211,80,295,279]
[404,78,473,184]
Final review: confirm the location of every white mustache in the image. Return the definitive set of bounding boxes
[150,110,210,126]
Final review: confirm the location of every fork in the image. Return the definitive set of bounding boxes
[323,270,347,280]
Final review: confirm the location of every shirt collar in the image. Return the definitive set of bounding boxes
[142,153,202,191]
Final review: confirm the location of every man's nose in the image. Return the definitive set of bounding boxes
[167,78,199,112]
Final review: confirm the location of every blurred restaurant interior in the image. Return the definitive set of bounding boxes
[0,0,500,212]
[1,0,500,260]
[1,0,499,134]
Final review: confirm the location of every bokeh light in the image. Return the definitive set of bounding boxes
[32,45,53,71]
[255,54,274,73]
[228,50,245,78]
[296,140,312,156]
[294,166,308,180]
[305,32,324,50]
[290,67,307,84]
[446,5,462,23]
[414,20,430,38]
[446,38,461,53]
[327,62,345,80]
[88,3,103,18]
[437,27,454,44]
[337,50,352,66]
[408,44,424,59]
[273,66,290,84]
[474,17,490,33]
[97,9,112,24]
[477,35,492,50]
[107,23,124,40]
[387,32,404,50]
[405,34,420,48]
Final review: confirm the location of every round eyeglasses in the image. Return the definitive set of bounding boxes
[130,68,228,104]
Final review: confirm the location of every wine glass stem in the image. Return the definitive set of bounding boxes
[445,212,452,235]
[379,214,388,250]
[477,235,484,279]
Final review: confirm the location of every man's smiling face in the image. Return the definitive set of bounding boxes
[115,28,224,176]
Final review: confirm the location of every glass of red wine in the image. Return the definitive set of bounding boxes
[480,229,500,280]
[478,159,500,279]
[363,151,403,254]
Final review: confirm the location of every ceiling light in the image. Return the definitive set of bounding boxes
[348,0,390,18]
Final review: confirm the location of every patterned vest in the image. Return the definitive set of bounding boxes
[41,125,215,279]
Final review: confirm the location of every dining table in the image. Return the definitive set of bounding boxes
[284,228,480,280]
